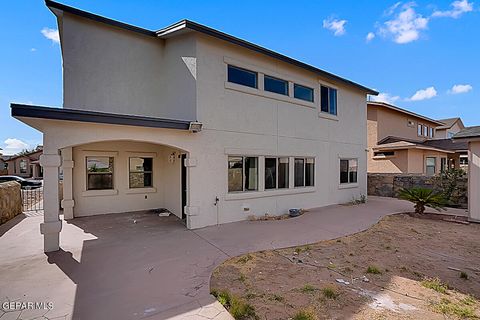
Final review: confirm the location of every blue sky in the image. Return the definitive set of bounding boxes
[0,0,478,154]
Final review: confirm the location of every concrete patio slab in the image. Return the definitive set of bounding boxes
[0,197,468,319]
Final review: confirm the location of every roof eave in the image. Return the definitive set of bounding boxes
[11,103,192,131]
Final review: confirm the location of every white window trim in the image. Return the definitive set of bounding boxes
[264,156,290,190]
[339,158,359,186]
[81,151,118,196]
[293,157,315,188]
[227,155,260,193]
[319,83,339,118]
[126,152,157,191]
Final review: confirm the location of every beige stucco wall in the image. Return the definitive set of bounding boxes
[368,150,409,173]
[60,13,197,121]
[469,141,480,221]
[71,141,182,218]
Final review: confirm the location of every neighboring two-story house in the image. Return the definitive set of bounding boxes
[367,101,467,175]
[12,1,377,252]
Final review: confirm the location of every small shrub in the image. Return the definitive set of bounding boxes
[398,187,446,214]
[212,289,258,319]
[321,287,338,299]
[268,294,284,302]
[237,254,253,264]
[293,308,317,320]
[366,266,382,275]
[460,271,469,280]
[300,284,316,293]
[431,298,476,318]
[422,278,448,294]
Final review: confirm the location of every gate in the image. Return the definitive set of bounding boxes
[22,187,44,212]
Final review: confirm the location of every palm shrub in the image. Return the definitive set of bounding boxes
[398,187,447,214]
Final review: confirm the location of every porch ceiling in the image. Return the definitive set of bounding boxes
[11,103,192,131]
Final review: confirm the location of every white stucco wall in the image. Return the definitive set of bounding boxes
[29,17,372,229]
[60,13,197,121]
[469,141,480,221]
[71,141,182,218]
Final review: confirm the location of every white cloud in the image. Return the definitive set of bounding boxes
[41,27,59,44]
[409,86,437,101]
[448,84,473,94]
[379,2,429,44]
[366,32,376,42]
[323,18,347,36]
[30,48,37,52]
[432,0,473,18]
[3,138,29,155]
[369,92,400,104]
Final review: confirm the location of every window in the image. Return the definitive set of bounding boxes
[426,157,436,176]
[227,65,257,88]
[19,159,27,174]
[294,157,315,187]
[228,156,258,192]
[440,158,447,173]
[423,125,428,137]
[340,159,358,184]
[264,157,290,189]
[86,157,114,190]
[265,158,277,189]
[374,151,395,157]
[418,124,422,136]
[294,84,314,102]
[460,156,468,166]
[278,157,289,189]
[320,85,337,115]
[447,132,455,139]
[430,127,435,138]
[264,75,288,95]
[129,157,153,188]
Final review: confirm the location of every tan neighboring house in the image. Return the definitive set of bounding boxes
[11,1,377,252]
[435,117,465,139]
[3,147,43,179]
[367,101,467,175]
[453,127,480,222]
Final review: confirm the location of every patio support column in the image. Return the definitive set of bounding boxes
[61,147,75,220]
[39,153,62,252]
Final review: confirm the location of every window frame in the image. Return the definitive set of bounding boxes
[128,157,153,189]
[19,159,27,174]
[85,156,114,191]
[264,75,289,96]
[418,124,423,136]
[430,127,435,138]
[340,158,358,185]
[294,157,315,188]
[227,64,258,89]
[265,157,290,190]
[425,157,436,176]
[228,156,259,193]
[320,85,338,116]
[293,83,314,102]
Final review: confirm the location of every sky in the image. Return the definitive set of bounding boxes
[0,0,478,155]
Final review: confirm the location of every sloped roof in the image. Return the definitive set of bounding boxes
[437,117,463,130]
[453,126,480,139]
[45,0,377,95]
[376,136,466,152]
[367,101,444,126]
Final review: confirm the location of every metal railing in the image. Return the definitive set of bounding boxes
[21,187,43,212]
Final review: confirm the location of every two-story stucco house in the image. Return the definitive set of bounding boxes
[367,101,467,175]
[12,1,377,252]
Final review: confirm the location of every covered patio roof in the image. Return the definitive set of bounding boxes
[11,103,192,131]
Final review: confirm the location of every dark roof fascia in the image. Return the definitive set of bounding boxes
[156,20,378,95]
[11,103,191,130]
[44,1,377,95]
[45,0,157,37]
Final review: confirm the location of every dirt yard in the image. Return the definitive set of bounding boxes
[211,214,480,319]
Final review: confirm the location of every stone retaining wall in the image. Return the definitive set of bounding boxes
[0,181,23,224]
[368,173,468,208]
